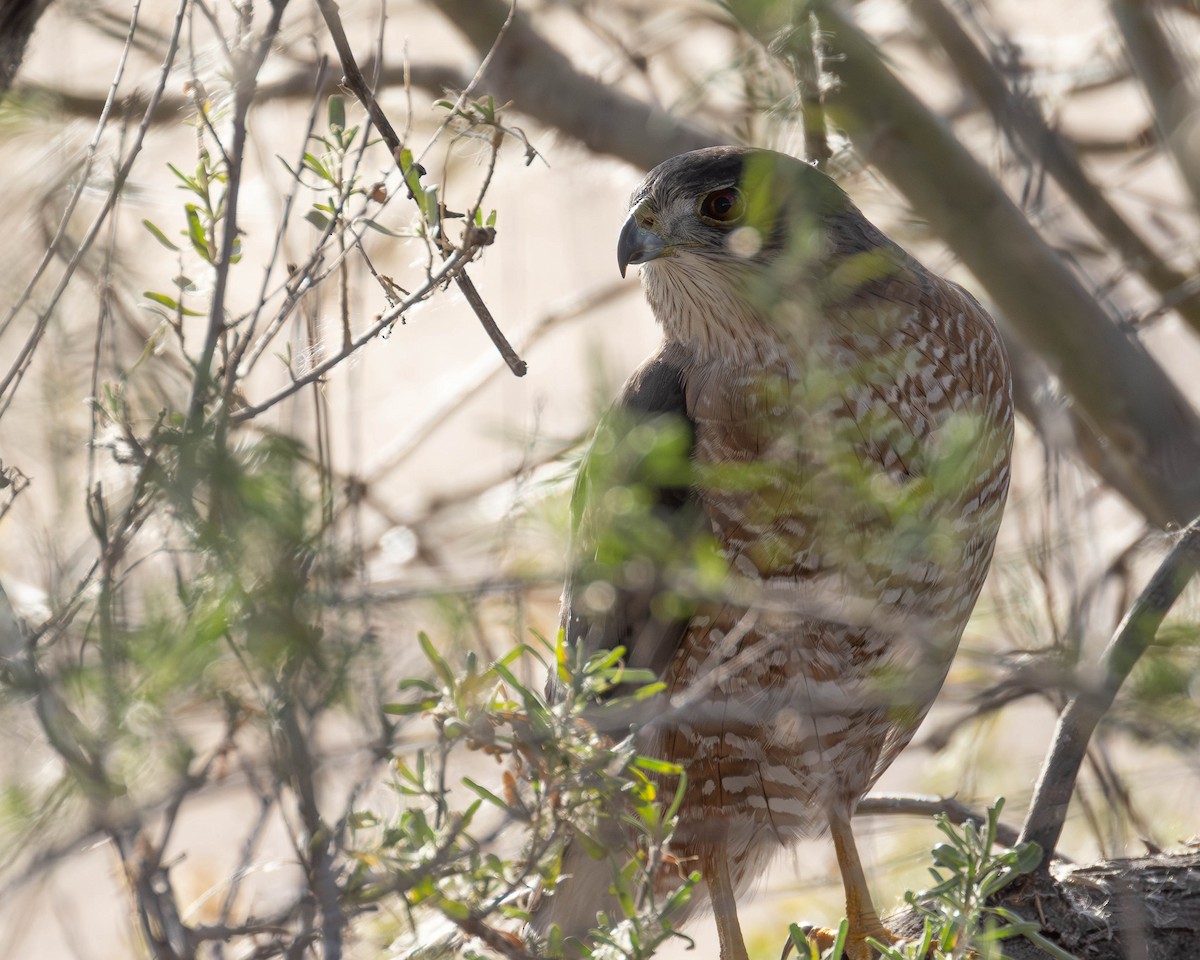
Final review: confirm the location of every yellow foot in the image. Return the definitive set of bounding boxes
[784,923,907,960]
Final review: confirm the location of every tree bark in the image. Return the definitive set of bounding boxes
[888,846,1200,960]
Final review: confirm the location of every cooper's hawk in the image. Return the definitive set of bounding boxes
[538,147,1014,960]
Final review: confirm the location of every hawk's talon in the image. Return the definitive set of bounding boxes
[782,922,917,960]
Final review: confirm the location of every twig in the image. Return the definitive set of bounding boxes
[184,0,289,434]
[455,272,527,376]
[0,0,145,345]
[230,249,473,421]
[315,0,527,377]
[223,55,330,401]
[0,0,183,417]
[1019,517,1200,866]
[361,279,628,485]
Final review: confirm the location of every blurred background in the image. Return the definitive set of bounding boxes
[0,0,1198,957]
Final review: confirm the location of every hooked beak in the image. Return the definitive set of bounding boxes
[617,213,667,278]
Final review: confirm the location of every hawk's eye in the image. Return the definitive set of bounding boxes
[699,187,744,224]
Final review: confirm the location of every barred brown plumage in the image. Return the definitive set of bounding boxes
[536,147,1014,960]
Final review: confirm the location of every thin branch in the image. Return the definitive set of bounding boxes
[184,0,290,434]
[230,249,473,422]
[454,271,526,376]
[0,0,143,345]
[222,56,329,407]
[316,0,527,376]
[360,279,629,486]
[790,10,831,169]
[11,59,468,127]
[0,0,182,416]
[1019,517,1200,865]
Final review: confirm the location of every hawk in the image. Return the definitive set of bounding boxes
[537,147,1014,960]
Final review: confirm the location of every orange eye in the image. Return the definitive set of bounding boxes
[699,187,744,223]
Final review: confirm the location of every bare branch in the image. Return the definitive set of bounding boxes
[316,0,527,376]
[184,0,290,434]
[1020,517,1200,865]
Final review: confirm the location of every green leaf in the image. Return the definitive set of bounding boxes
[397,677,438,693]
[142,219,180,251]
[632,755,681,776]
[1011,840,1043,875]
[462,777,507,809]
[305,210,330,231]
[144,291,178,310]
[360,218,404,237]
[383,697,438,716]
[436,896,470,921]
[184,204,211,262]
[302,152,333,183]
[327,94,346,132]
[143,291,204,316]
[167,161,201,194]
[418,632,455,689]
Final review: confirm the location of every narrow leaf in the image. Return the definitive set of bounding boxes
[142,219,179,250]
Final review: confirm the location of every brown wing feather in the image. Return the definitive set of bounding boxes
[560,341,706,696]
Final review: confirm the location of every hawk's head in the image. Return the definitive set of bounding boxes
[618,146,854,277]
[617,146,880,360]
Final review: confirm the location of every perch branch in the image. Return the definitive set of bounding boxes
[1019,517,1200,865]
[858,793,1030,853]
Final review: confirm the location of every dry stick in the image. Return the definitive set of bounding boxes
[1019,517,1200,866]
[314,0,527,377]
[910,0,1200,337]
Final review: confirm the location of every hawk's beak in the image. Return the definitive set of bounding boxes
[617,213,667,278]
